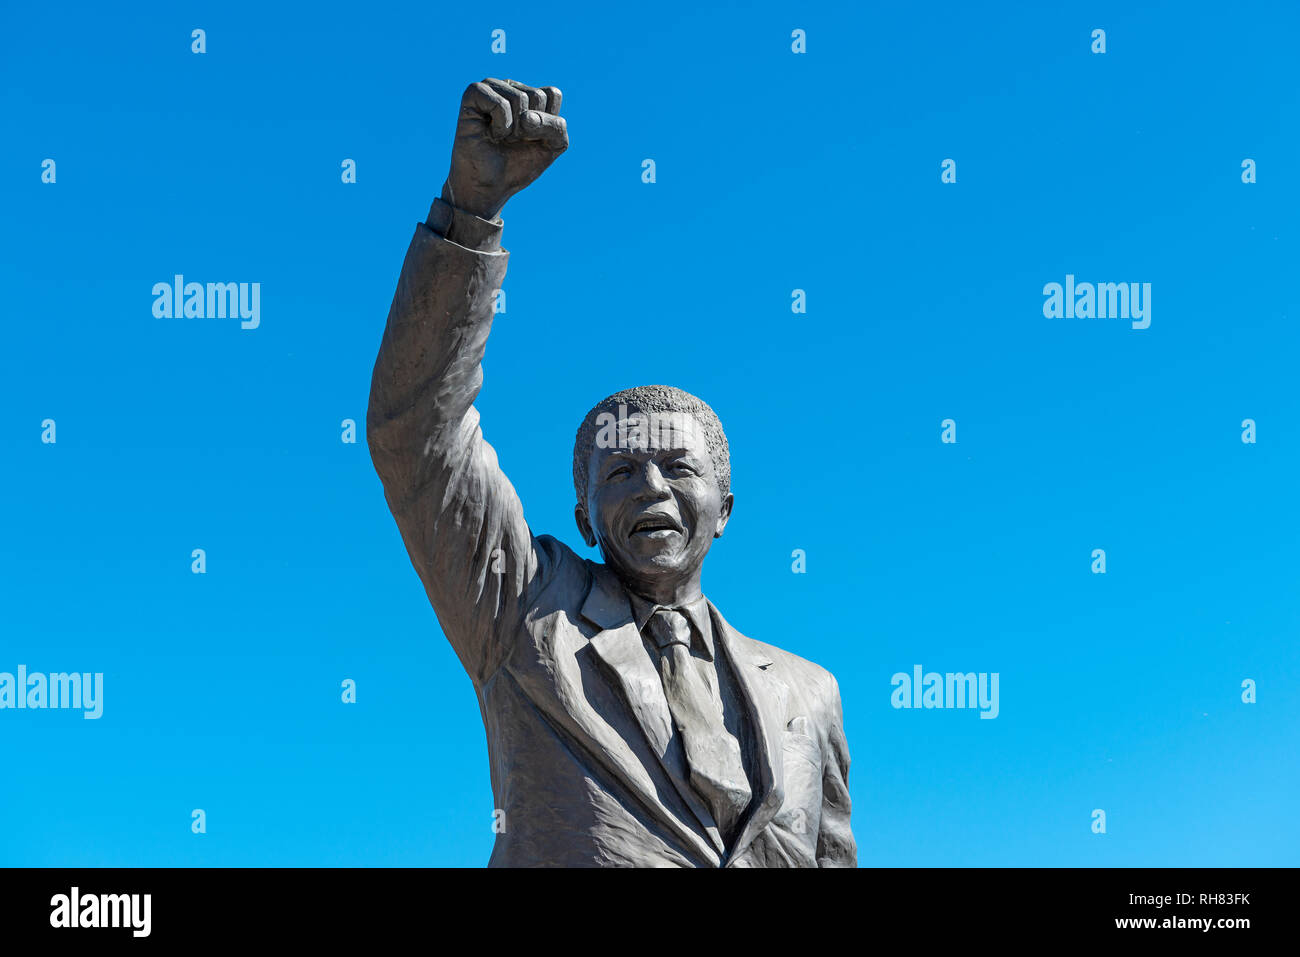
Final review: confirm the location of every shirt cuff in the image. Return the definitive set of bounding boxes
[426,197,504,252]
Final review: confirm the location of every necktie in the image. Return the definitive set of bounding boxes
[646,608,752,841]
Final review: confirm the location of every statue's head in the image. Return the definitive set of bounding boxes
[573,385,733,597]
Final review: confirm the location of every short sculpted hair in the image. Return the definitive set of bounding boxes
[573,385,730,505]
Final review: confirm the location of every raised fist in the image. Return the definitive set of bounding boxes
[442,78,568,221]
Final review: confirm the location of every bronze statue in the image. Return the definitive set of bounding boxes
[367,78,855,866]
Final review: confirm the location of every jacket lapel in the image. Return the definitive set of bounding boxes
[583,567,726,858]
[556,568,790,866]
[710,603,789,866]
[504,563,722,866]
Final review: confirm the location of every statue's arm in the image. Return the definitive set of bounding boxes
[817,675,858,867]
[366,79,567,684]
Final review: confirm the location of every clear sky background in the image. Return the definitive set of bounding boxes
[2,0,1297,867]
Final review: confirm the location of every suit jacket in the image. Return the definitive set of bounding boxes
[366,207,856,867]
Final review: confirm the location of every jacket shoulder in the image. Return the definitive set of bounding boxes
[534,532,582,567]
[522,534,596,619]
[727,628,845,726]
[732,628,836,686]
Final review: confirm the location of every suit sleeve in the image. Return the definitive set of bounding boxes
[817,675,857,867]
[366,205,549,685]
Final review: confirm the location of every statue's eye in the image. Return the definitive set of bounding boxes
[605,464,632,480]
[669,461,696,475]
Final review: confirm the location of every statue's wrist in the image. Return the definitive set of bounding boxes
[441,181,502,222]
[428,194,504,251]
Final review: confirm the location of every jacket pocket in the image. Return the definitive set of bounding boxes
[782,728,822,769]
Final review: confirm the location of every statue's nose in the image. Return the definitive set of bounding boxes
[636,462,672,499]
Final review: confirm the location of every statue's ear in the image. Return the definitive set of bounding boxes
[714,493,734,539]
[574,504,597,547]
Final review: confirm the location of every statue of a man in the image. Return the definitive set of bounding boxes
[367,78,855,867]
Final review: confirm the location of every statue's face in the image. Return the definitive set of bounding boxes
[577,410,733,595]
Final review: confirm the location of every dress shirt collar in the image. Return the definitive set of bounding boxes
[626,592,714,660]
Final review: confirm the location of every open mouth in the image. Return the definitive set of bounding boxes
[629,514,683,538]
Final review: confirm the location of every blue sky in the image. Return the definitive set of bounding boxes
[2,0,1297,866]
